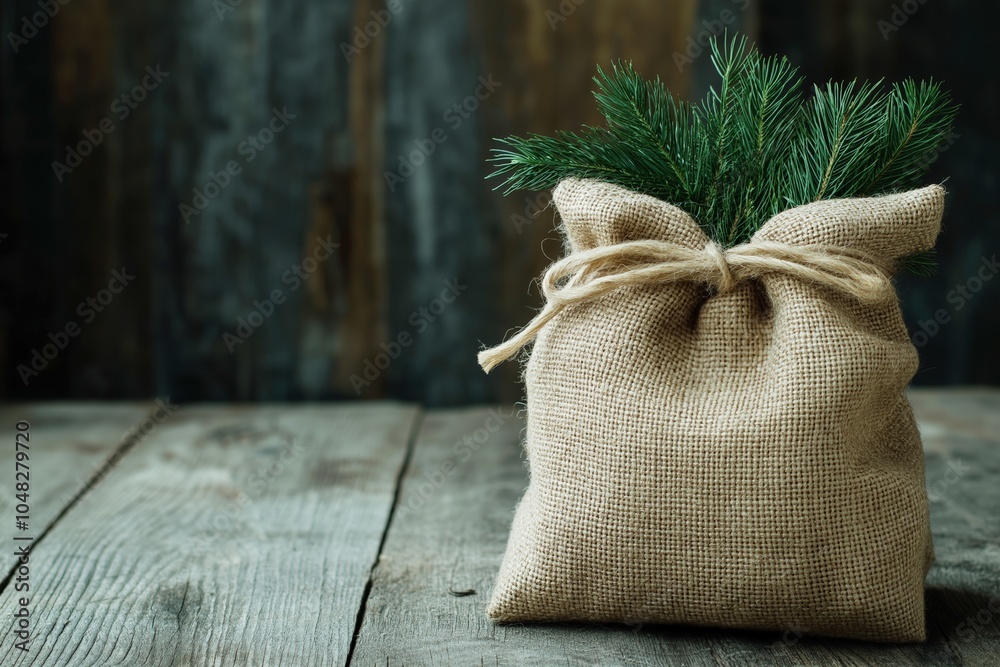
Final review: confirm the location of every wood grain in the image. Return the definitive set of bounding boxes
[351,407,740,666]
[3,0,999,403]
[472,0,701,404]
[331,0,389,400]
[0,403,419,666]
[911,389,1000,667]
[141,0,361,402]
[0,403,152,575]
[352,396,1000,666]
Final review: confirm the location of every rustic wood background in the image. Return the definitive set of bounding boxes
[1,0,996,405]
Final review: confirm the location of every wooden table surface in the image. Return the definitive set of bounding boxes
[0,390,997,666]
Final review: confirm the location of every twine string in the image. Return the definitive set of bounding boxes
[478,239,894,373]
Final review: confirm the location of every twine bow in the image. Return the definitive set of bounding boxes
[478,239,895,373]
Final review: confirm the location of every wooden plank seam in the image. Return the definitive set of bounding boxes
[344,409,425,667]
[0,399,181,598]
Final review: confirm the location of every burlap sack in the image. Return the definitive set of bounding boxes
[484,178,944,643]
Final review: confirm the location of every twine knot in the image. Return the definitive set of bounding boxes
[478,239,895,373]
[705,241,736,293]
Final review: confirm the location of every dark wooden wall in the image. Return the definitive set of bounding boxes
[757,0,1000,384]
[1,0,996,405]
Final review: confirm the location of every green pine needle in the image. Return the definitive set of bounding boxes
[592,62,702,206]
[863,79,959,195]
[897,249,939,277]
[488,34,957,275]
[788,79,889,205]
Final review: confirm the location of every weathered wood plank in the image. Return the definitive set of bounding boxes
[144,0,360,402]
[353,396,999,666]
[4,0,1000,403]
[472,0,701,404]
[0,403,419,666]
[350,407,734,666]
[329,0,390,400]
[0,403,152,575]
[379,0,496,406]
[911,388,1000,667]
[757,0,1000,386]
[49,0,154,397]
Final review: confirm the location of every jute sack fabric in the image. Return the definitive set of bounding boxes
[482,178,943,643]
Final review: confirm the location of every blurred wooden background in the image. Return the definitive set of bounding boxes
[1,0,997,405]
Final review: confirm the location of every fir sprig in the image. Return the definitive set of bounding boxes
[788,80,888,205]
[488,34,957,272]
[863,79,959,195]
[708,37,802,245]
[591,62,702,206]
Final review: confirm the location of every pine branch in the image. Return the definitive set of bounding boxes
[486,34,957,275]
[488,128,675,200]
[862,79,959,194]
[896,249,938,277]
[788,80,888,206]
[592,62,703,208]
[697,34,753,242]
[728,51,803,244]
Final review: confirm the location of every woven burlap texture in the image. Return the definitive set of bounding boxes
[487,178,943,643]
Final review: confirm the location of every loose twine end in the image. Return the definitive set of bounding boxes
[477,240,894,373]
